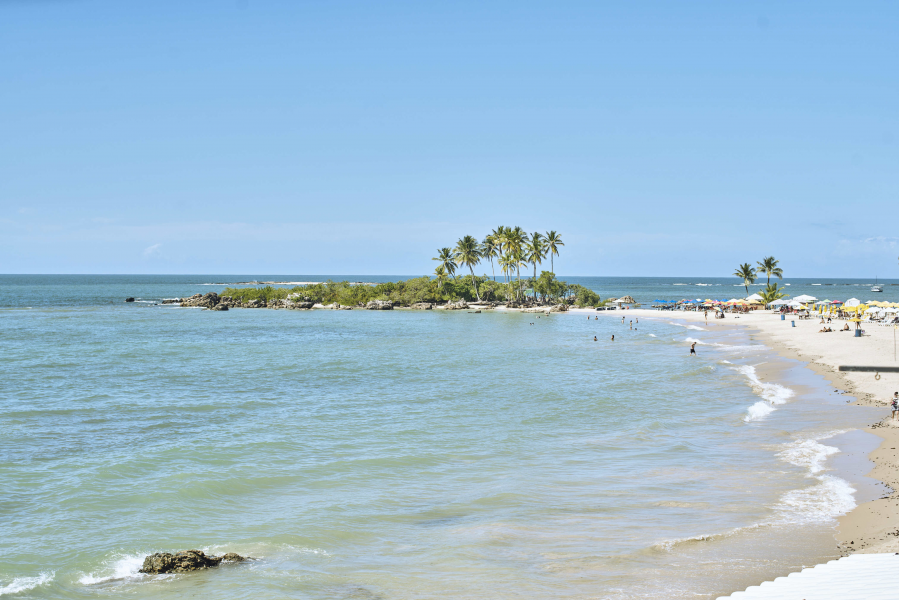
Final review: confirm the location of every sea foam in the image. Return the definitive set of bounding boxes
[735,364,795,421]
[0,573,54,597]
[773,436,856,523]
[79,554,146,585]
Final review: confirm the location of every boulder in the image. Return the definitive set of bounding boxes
[125,297,135,303]
[246,299,265,308]
[138,549,249,574]
[443,301,469,310]
[213,304,229,311]
[365,300,394,310]
[162,299,181,304]
[410,303,433,310]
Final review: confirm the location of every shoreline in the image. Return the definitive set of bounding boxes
[589,307,899,558]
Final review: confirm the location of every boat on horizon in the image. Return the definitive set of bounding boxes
[871,276,883,292]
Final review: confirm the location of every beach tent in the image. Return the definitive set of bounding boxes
[845,298,861,307]
[793,294,817,303]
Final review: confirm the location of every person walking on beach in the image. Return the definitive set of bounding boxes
[704,310,708,324]
[690,342,697,356]
[892,392,899,420]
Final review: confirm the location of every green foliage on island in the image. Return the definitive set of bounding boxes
[222,272,601,308]
[222,226,604,308]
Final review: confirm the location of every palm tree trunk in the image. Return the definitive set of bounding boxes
[469,266,481,301]
[533,263,537,299]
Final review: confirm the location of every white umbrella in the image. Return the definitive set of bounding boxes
[793,294,817,303]
[815,300,832,305]
[845,298,861,307]
[769,299,791,306]
[746,293,764,301]
[787,301,804,309]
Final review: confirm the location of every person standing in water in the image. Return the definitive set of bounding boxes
[611,335,615,341]
[690,342,697,356]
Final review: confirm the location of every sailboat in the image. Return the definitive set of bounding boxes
[871,276,883,293]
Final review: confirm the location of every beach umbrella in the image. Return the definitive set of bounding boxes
[794,294,817,303]
[845,298,860,307]
[746,293,764,302]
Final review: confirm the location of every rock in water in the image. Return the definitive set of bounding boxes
[138,549,248,574]
[365,300,394,310]
[125,297,135,302]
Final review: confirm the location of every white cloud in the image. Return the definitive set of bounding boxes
[142,243,162,258]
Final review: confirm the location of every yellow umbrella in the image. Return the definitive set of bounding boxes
[849,317,862,322]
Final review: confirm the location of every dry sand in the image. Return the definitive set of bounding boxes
[592,307,899,556]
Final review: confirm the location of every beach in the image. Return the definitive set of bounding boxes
[593,307,899,561]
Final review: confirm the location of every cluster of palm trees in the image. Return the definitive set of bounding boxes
[734,256,785,301]
[432,228,564,302]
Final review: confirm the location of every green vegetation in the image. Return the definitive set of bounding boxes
[223,227,603,308]
[759,283,787,305]
[733,263,757,295]
[756,256,783,285]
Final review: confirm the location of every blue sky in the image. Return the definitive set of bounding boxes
[1,1,897,277]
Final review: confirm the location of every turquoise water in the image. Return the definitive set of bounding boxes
[0,276,885,599]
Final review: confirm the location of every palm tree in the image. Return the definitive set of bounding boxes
[756,256,783,285]
[432,247,457,281]
[499,253,516,300]
[505,227,529,301]
[482,234,499,281]
[759,283,787,305]
[455,235,483,301]
[433,265,448,290]
[526,232,546,299]
[734,263,757,295]
[544,230,563,274]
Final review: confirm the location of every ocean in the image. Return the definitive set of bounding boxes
[0,275,892,599]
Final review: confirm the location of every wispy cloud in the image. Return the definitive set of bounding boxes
[142,243,162,258]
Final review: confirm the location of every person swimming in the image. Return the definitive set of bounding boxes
[611,335,615,341]
[594,336,597,341]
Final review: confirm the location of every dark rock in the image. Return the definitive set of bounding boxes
[213,304,229,311]
[162,299,181,304]
[125,297,135,303]
[180,293,220,308]
[138,549,250,574]
[410,302,433,310]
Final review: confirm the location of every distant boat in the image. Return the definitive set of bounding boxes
[871,276,883,292]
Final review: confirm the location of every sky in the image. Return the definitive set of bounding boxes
[1,1,897,277]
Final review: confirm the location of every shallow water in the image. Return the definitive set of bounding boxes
[0,276,884,599]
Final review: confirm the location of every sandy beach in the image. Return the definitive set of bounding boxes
[591,307,899,558]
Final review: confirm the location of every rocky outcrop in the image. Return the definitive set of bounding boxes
[138,550,249,574]
[180,293,221,308]
[213,304,229,311]
[365,300,393,310]
[286,294,314,309]
[125,297,135,303]
[162,299,181,304]
[442,301,469,310]
[410,303,433,310]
